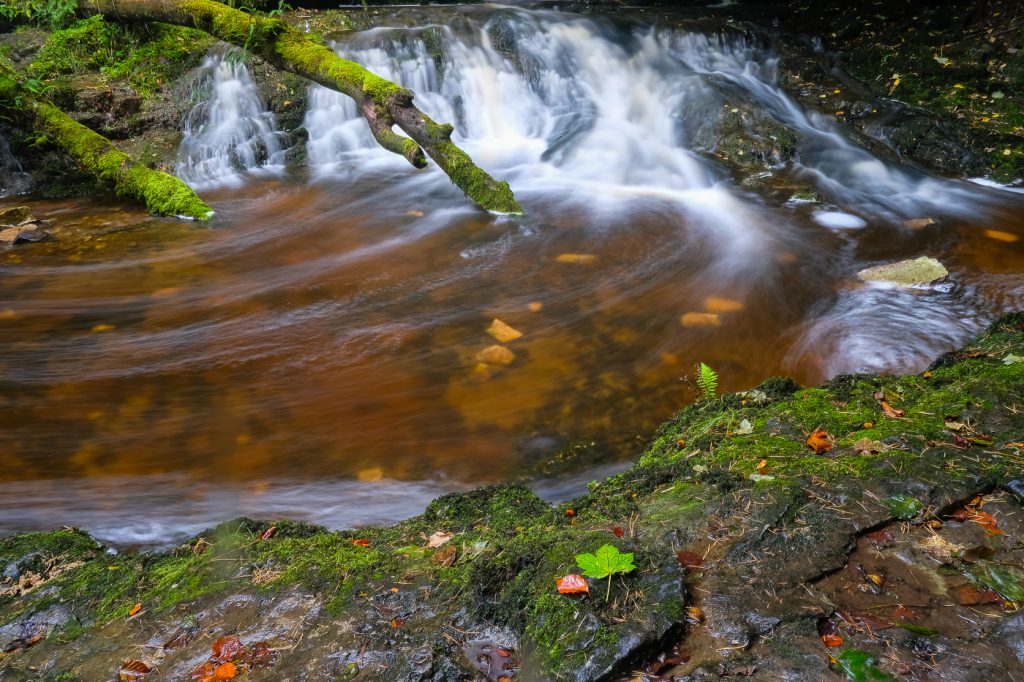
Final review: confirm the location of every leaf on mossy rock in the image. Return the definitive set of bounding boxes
[575,544,636,579]
[883,494,923,520]
[118,660,152,681]
[556,574,589,594]
[806,429,833,454]
[832,649,896,681]
[970,562,1024,602]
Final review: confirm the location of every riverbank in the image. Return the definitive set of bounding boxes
[3,312,1023,681]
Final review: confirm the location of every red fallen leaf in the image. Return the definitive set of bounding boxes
[865,528,895,546]
[951,506,973,522]
[352,538,370,547]
[556,574,589,594]
[258,526,277,541]
[880,400,905,418]
[821,634,844,648]
[496,648,511,657]
[676,550,704,570]
[118,660,152,681]
[612,527,625,538]
[565,509,576,517]
[211,635,244,662]
[806,429,833,454]
[956,584,1002,605]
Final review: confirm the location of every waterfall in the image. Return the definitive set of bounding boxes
[301,10,978,224]
[0,135,31,198]
[176,49,285,190]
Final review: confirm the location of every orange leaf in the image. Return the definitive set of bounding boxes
[612,526,624,538]
[956,584,1002,605]
[118,660,152,681]
[213,662,237,680]
[676,550,704,569]
[191,662,217,682]
[821,634,844,648]
[556,574,589,594]
[880,401,905,418]
[806,429,833,454]
[968,510,1004,535]
[258,526,277,541]
[352,538,370,547]
[565,508,576,517]
[211,636,243,662]
[128,603,142,617]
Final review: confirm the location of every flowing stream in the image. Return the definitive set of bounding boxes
[3,7,1024,546]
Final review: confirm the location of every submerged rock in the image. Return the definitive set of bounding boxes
[0,205,31,225]
[857,256,949,286]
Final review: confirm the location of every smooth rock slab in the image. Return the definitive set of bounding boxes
[857,256,948,286]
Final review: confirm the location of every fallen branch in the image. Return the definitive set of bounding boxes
[0,58,213,220]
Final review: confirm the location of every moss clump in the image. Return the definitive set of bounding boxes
[30,16,212,96]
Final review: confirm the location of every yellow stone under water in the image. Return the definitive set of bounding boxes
[487,318,523,343]
[476,345,516,365]
[556,253,597,264]
[703,296,744,313]
[985,229,1020,243]
[680,312,722,328]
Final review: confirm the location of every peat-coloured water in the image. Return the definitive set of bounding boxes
[2,7,1023,545]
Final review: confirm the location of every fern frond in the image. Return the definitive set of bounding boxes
[697,362,718,399]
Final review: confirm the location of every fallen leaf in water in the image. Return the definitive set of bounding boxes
[556,574,589,594]
[806,429,833,454]
[258,526,277,542]
[955,583,1003,605]
[128,603,142,617]
[985,229,1019,242]
[527,301,543,312]
[406,210,425,218]
[427,531,454,548]
[212,636,243,662]
[865,528,895,546]
[432,544,457,567]
[556,253,596,264]
[213,662,236,680]
[191,662,217,681]
[676,550,704,569]
[703,296,744,313]
[884,494,923,520]
[118,660,152,681]
[91,324,116,333]
[486,318,523,343]
[864,573,886,590]
[903,217,937,229]
[680,312,721,328]
[821,634,844,648]
[475,345,515,366]
[685,606,705,624]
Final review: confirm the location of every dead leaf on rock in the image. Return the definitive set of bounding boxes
[821,634,844,648]
[427,531,454,548]
[128,602,142,618]
[685,606,705,624]
[486,319,523,343]
[956,583,1003,605]
[806,429,834,454]
[432,544,457,567]
[118,660,152,681]
[211,636,243,662]
[258,526,277,542]
[854,438,885,455]
[676,550,704,570]
[556,574,589,594]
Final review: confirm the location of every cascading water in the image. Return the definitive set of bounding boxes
[0,135,31,198]
[176,49,286,189]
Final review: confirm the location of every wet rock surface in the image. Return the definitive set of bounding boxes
[2,313,1023,681]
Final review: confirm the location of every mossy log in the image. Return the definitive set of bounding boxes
[0,59,213,220]
[76,0,523,214]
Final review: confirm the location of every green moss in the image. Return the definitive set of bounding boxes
[30,16,212,96]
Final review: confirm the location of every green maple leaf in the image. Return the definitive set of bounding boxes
[575,544,635,600]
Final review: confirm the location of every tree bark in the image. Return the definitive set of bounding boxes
[0,58,213,221]
[80,0,524,214]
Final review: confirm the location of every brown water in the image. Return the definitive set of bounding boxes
[3,8,1024,544]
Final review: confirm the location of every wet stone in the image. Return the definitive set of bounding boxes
[0,206,31,225]
[857,256,949,286]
